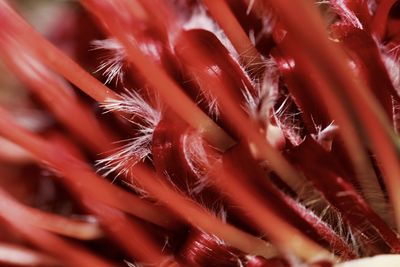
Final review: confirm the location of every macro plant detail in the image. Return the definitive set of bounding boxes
[0,0,400,266]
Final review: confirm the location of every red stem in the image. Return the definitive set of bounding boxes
[81,0,236,151]
[0,107,176,264]
[267,0,400,229]
[0,105,178,236]
[0,1,119,103]
[0,188,115,267]
[202,0,264,76]
[20,206,103,240]
[176,32,304,193]
[128,163,280,259]
[212,159,333,262]
[0,42,117,153]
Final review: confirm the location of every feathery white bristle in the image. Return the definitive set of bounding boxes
[196,83,220,119]
[124,261,140,267]
[313,122,338,139]
[96,135,153,178]
[274,97,303,146]
[366,0,378,13]
[242,59,278,125]
[97,89,161,177]
[311,122,338,151]
[242,80,275,126]
[246,0,256,15]
[103,89,161,125]
[181,131,221,195]
[331,0,364,29]
[91,38,126,85]
[316,1,331,5]
[381,52,400,95]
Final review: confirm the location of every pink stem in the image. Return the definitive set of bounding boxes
[0,41,117,153]
[266,0,400,230]
[0,106,176,264]
[0,188,114,267]
[0,1,119,103]
[0,106,177,228]
[22,206,103,240]
[0,242,60,267]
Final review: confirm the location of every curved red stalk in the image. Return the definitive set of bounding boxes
[151,116,216,199]
[179,231,247,266]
